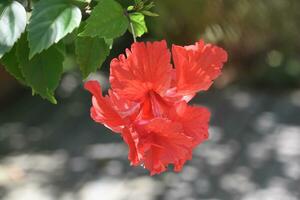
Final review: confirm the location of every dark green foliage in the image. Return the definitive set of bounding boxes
[17,34,64,104]
[0,0,156,103]
[79,0,129,39]
[0,45,26,85]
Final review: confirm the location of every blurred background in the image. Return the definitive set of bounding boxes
[1,0,300,199]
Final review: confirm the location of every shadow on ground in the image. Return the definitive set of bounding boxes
[0,72,300,200]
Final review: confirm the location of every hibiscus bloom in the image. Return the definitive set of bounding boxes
[85,40,227,175]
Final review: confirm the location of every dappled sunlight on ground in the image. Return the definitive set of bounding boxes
[0,74,299,199]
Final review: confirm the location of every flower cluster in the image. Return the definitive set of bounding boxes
[85,40,227,175]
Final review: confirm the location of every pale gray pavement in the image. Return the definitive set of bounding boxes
[0,72,300,200]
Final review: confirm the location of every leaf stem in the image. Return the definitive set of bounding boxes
[125,9,137,42]
[129,21,137,42]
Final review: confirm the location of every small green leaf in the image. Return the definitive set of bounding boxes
[80,0,129,39]
[143,2,155,10]
[75,35,110,79]
[0,45,26,84]
[28,0,82,58]
[0,1,27,58]
[141,10,159,17]
[17,34,64,104]
[127,5,134,11]
[129,12,147,37]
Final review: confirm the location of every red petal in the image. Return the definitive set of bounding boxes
[169,101,211,146]
[172,40,228,95]
[107,89,140,119]
[135,118,193,175]
[110,41,172,101]
[121,128,140,166]
[84,81,124,133]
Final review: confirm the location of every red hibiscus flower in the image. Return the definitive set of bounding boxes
[85,40,227,175]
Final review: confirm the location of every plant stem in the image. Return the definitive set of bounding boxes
[125,9,137,42]
[129,21,137,42]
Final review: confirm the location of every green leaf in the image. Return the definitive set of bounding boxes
[17,34,64,104]
[0,45,26,84]
[127,5,134,11]
[0,1,27,58]
[28,0,82,58]
[80,0,129,39]
[75,35,110,79]
[141,10,159,17]
[143,2,155,10]
[129,12,147,37]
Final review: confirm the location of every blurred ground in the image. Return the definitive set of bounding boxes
[0,73,300,200]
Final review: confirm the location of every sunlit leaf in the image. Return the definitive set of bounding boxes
[28,0,81,58]
[129,12,147,37]
[0,1,26,58]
